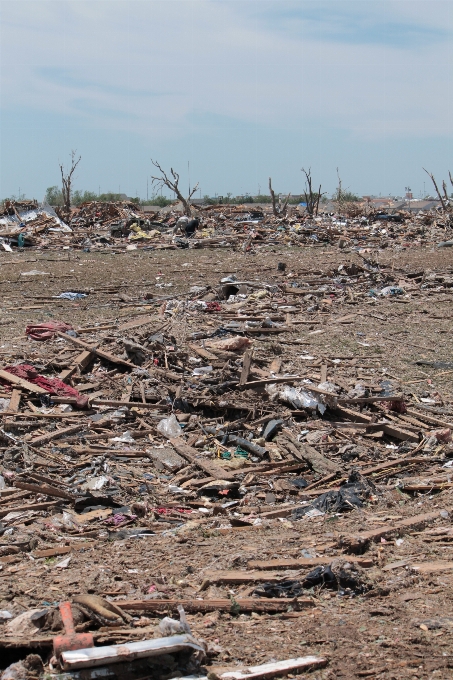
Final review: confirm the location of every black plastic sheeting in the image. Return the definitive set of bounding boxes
[254,564,369,598]
[292,469,376,519]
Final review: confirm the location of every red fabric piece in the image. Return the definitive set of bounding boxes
[205,302,222,312]
[26,321,73,341]
[1,364,88,409]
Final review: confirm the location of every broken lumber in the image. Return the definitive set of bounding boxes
[170,438,236,481]
[56,331,135,369]
[340,510,448,553]
[280,431,341,475]
[117,597,314,614]
[0,500,61,518]
[247,556,374,569]
[0,369,47,394]
[12,480,74,501]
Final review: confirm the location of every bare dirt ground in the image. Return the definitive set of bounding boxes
[0,243,453,679]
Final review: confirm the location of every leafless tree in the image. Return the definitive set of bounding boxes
[60,150,81,213]
[269,177,278,216]
[301,167,323,217]
[269,177,291,216]
[151,160,199,216]
[423,167,453,212]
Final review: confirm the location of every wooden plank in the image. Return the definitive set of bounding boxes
[245,327,290,334]
[8,389,21,413]
[12,481,74,501]
[218,657,327,680]
[33,546,72,559]
[117,597,314,613]
[401,482,453,492]
[320,364,327,383]
[56,332,135,369]
[280,431,341,475]
[59,350,94,382]
[406,408,453,429]
[412,561,453,574]
[170,438,236,481]
[338,395,404,404]
[0,491,32,505]
[76,325,117,333]
[2,411,90,419]
[0,501,61,518]
[334,314,356,324]
[341,510,447,552]
[334,405,373,424]
[30,423,84,446]
[382,423,419,443]
[188,344,218,361]
[269,358,282,373]
[361,456,434,477]
[118,315,156,332]
[91,400,167,411]
[248,556,374,569]
[0,369,47,394]
[239,349,253,386]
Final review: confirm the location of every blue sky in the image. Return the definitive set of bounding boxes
[1,0,453,200]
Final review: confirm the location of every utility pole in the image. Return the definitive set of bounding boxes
[147,177,149,201]
[188,161,190,196]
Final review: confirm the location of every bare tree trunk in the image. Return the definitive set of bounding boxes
[423,168,447,211]
[151,160,199,217]
[60,151,81,214]
[302,168,323,217]
[281,192,291,214]
[269,177,278,216]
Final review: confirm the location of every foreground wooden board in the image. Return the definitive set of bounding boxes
[214,656,328,680]
[0,369,47,394]
[61,634,205,670]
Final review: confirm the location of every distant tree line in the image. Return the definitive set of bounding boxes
[44,186,141,206]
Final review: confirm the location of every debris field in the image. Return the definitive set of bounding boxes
[0,213,453,679]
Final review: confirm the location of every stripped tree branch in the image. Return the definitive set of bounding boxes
[151,160,199,216]
[423,168,447,211]
[302,167,323,217]
[269,177,278,216]
[59,151,81,214]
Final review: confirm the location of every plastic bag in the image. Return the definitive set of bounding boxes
[279,385,319,410]
[110,430,135,444]
[157,414,182,438]
[192,366,213,376]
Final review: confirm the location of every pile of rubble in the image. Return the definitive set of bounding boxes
[0,244,453,678]
[1,199,453,254]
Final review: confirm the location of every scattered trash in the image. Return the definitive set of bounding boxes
[0,199,452,677]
